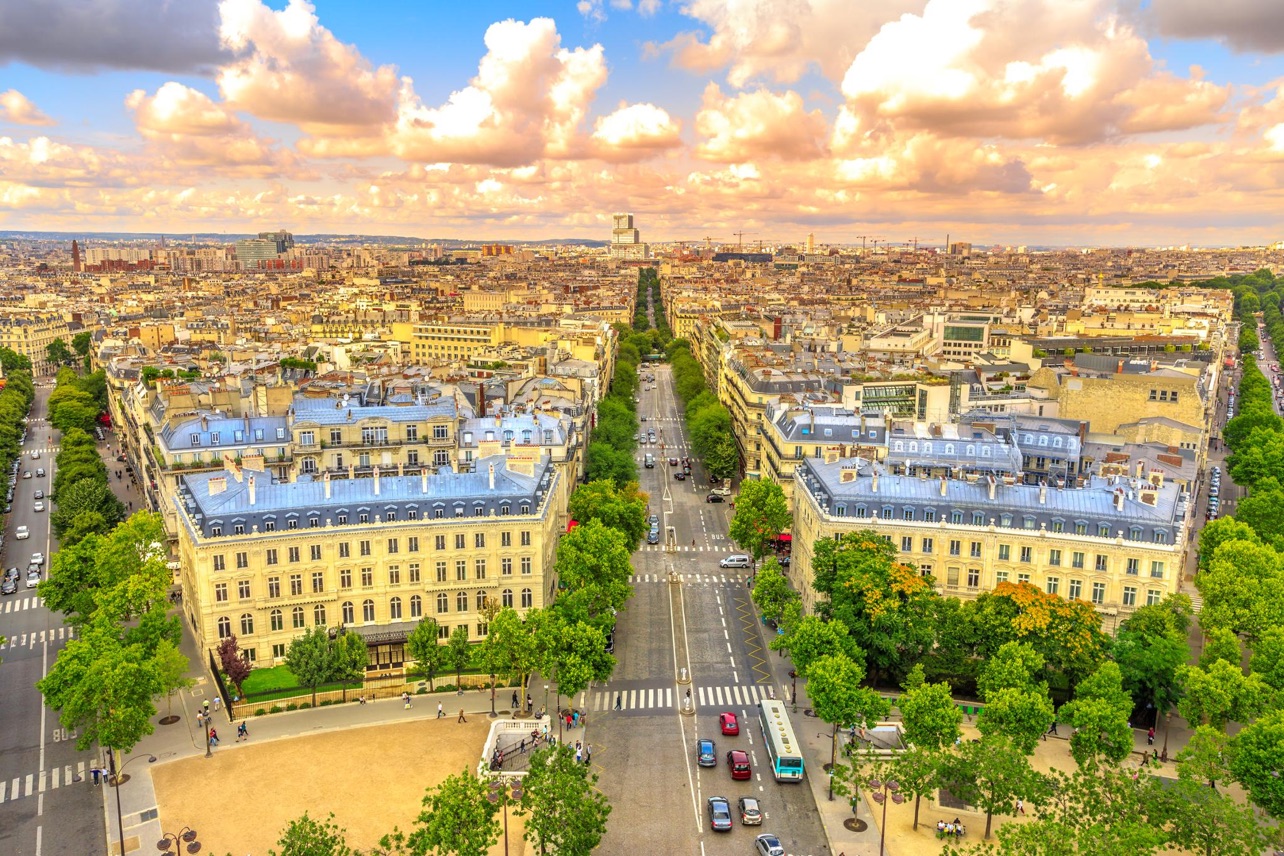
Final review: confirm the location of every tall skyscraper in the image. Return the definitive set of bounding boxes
[609,213,649,260]
[71,239,80,272]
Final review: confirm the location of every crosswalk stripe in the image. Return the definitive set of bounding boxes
[51,767,59,789]
[0,779,6,803]
[24,774,33,797]
[665,688,672,708]
[76,762,85,780]
[698,686,707,706]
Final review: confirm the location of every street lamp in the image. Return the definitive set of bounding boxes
[490,673,497,719]
[487,779,524,856]
[157,827,201,855]
[869,779,903,856]
[108,752,157,856]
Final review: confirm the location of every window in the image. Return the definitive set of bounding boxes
[1095,555,1108,572]
[501,531,512,547]
[1000,514,1012,528]
[437,593,449,613]
[215,582,228,602]
[436,535,446,551]
[502,589,514,608]
[455,533,466,550]
[290,574,303,596]
[235,551,248,569]
[213,555,226,572]
[288,546,300,563]
[390,597,403,620]
[501,557,513,575]
[410,595,422,618]
[361,567,373,587]
[996,570,1009,584]
[314,604,326,626]
[1126,558,1140,576]
[1048,549,1061,566]
[340,568,352,589]
[973,512,985,526]
[272,643,286,659]
[217,616,231,639]
[234,579,249,600]
[901,536,913,552]
[1023,516,1036,530]
[1150,561,1165,579]
[270,609,283,631]
[1147,589,1163,606]
[266,549,279,566]
[521,588,533,608]
[1019,546,1032,563]
[1068,579,1082,600]
[436,561,447,582]
[951,511,963,525]
[967,568,980,588]
[408,537,419,552]
[1091,582,1106,605]
[388,565,401,585]
[339,542,351,558]
[1051,520,1064,533]
[1154,530,1168,544]
[456,591,468,612]
[919,564,933,577]
[475,533,486,549]
[363,600,375,622]
[924,509,936,523]
[998,544,1011,561]
[434,424,449,440]
[342,602,354,624]
[1098,524,1111,538]
[435,450,451,467]
[292,606,305,628]
[521,557,532,575]
[387,538,399,554]
[211,526,222,537]
[970,541,982,558]
[1074,521,1087,535]
[360,540,372,557]
[1017,572,1031,584]
[949,540,961,556]
[406,425,419,442]
[1072,551,1085,569]
[1046,577,1060,595]
[268,577,281,598]
[312,572,324,593]
[409,563,421,583]
[475,559,486,579]
[476,591,488,611]
[520,531,531,547]
[310,545,322,561]
[288,519,298,530]
[903,507,914,521]
[456,560,467,581]
[1122,586,1137,607]
[191,433,201,447]
[922,538,933,553]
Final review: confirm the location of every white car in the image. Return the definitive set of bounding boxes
[26,569,40,588]
[710,486,732,497]
[33,501,45,512]
[15,525,29,540]
[719,554,751,568]
[30,451,39,460]
[30,552,44,565]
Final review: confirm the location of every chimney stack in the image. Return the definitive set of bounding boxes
[939,475,948,497]
[248,474,256,506]
[871,470,879,493]
[987,474,996,501]
[488,463,496,490]
[1113,487,1125,511]
[373,465,381,496]
[323,470,331,499]
[1038,480,1046,504]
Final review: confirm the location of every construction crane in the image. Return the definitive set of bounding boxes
[907,236,933,251]
[733,231,757,251]
[852,235,882,251]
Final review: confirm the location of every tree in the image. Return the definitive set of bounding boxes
[1249,625,1284,691]
[270,813,355,856]
[285,626,334,707]
[406,617,445,690]
[897,664,963,751]
[71,331,93,359]
[807,652,890,794]
[216,635,251,698]
[976,642,1055,756]
[552,518,634,624]
[728,479,791,564]
[750,557,799,625]
[1229,709,1284,819]
[977,642,1046,700]
[1160,776,1271,856]
[971,582,1110,691]
[0,347,32,373]
[521,744,612,855]
[51,476,125,541]
[566,479,648,551]
[1177,725,1232,789]
[1196,537,1284,640]
[878,743,941,832]
[943,735,1045,840]
[1177,660,1269,730]
[446,625,473,690]
[332,631,368,702]
[1061,662,1134,768]
[387,770,499,856]
[1199,626,1242,670]
[541,619,615,717]
[479,608,540,707]
[585,440,636,487]
[46,337,74,367]
[153,638,194,720]
[1114,596,1191,734]
[770,615,859,678]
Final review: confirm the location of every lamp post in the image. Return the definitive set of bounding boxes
[869,779,903,856]
[108,752,157,856]
[790,669,797,713]
[157,827,201,855]
[487,779,524,856]
[490,674,497,719]
[203,713,212,759]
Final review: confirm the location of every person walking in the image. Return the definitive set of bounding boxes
[585,743,592,765]
[1147,726,1155,745]
[614,694,622,710]
[1015,798,1025,816]
[202,699,210,717]
[437,702,444,719]
[209,728,219,747]
[512,691,519,709]
[196,710,204,728]
[458,708,467,723]
[575,745,582,764]
[213,696,221,712]
[237,722,249,741]
[520,738,527,754]
[526,693,532,711]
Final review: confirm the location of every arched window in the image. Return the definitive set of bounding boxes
[908,441,917,453]
[893,441,904,452]
[362,599,375,622]
[966,445,975,456]
[923,442,932,454]
[217,616,232,639]
[437,593,449,613]
[476,591,487,611]
[270,609,283,631]
[314,604,326,626]
[521,588,533,608]
[240,613,254,635]
[342,601,354,624]
[292,606,305,628]
[951,511,963,524]
[502,588,513,608]
[389,597,402,620]
[410,595,422,618]
[1038,435,1048,447]
[1053,436,1063,448]
[456,591,468,612]
[945,444,955,455]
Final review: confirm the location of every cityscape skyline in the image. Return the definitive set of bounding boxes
[1,0,1283,246]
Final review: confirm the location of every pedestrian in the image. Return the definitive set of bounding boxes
[580,712,587,728]
[209,728,219,746]
[1147,726,1155,745]
[512,691,519,709]
[1048,720,1059,736]
[1152,749,1159,764]
[196,710,204,728]
[237,722,248,741]
[213,696,221,712]
[458,708,467,723]
[575,740,582,752]
[575,746,582,764]
[437,702,444,719]
[90,767,102,786]
[202,699,210,716]
[1015,798,1025,816]
[526,693,532,711]
[520,738,527,754]
[573,711,580,728]
[585,743,592,764]
[614,694,622,710]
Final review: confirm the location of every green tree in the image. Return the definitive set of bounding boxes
[71,331,93,359]
[584,440,637,491]
[1199,626,1242,670]
[0,347,32,373]
[387,770,499,856]
[566,479,648,551]
[750,557,799,625]
[970,582,1109,691]
[897,664,963,750]
[1229,709,1284,819]
[270,813,354,856]
[285,626,335,707]
[553,517,634,624]
[521,744,612,855]
[1176,725,1232,789]
[446,625,473,690]
[807,652,890,790]
[478,607,540,708]
[878,743,941,832]
[152,637,194,721]
[944,735,1046,840]
[728,479,791,564]
[1197,537,1284,641]
[332,630,369,702]
[1061,662,1134,768]
[46,337,74,367]
[1249,625,1284,691]
[975,642,1055,755]
[1113,596,1191,733]
[540,619,615,718]
[770,615,858,678]
[1177,660,1269,730]
[406,617,445,690]
[1160,776,1271,856]
[51,476,125,541]
[977,642,1046,699]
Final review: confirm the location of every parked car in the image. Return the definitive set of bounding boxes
[710,485,732,496]
[719,554,751,568]
[755,834,786,856]
[706,493,725,503]
[21,471,31,479]
[648,514,660,527]
[707,797,733,832]
[720,712,739,735]
[727,749,752,780]
[697,739,717,767]
[738,797,763,826]
[1,576,16,596]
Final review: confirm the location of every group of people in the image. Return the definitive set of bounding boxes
[936,819,966,839]
[564,709,584,729]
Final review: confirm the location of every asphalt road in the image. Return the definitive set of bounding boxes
[0,383,105,856]
[590,354,828,855]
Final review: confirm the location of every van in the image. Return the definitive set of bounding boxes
[719,554,751,568]
[727,749,751,780]
[644,454,655,468]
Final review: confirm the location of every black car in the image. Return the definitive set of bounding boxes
[674,471,686,480]
[707,797,733,832]
[706,493,724,503]
[1,576,17,595]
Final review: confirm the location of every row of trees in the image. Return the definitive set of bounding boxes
[648,270,672,340]
[666,339,738,480]
[632,268,653,332]
[0,348,35,485]
[45,331,93,371]
[47,365,107,433]
[52,426,126,546]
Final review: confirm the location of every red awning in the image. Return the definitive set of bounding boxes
[566,519,579,533]
[777,533,792,542]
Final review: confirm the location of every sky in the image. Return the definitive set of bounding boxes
[1,0,1283,247]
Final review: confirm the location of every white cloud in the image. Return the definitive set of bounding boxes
[0,90,55,126]
[590,103,682,161]
[695,84,828,161]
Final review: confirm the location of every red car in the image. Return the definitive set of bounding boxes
[727,749,752,780]
[720,712,739,735]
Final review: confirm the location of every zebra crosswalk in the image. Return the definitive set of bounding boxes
[629,572,748,583]
[25,447,59,457]
[0,761,96,804]
[586,683,772,712]
[1,595,46,614]
[0,625,73,649]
